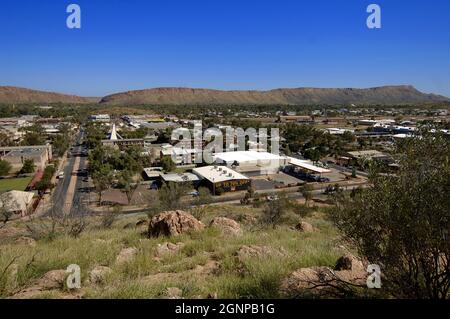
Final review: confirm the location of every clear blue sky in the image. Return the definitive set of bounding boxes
[1,0,449,97]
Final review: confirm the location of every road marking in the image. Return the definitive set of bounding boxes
[63,156,81,215]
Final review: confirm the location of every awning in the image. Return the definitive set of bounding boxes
[287,157,331,174]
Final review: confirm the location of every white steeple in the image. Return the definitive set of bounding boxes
[109,123,122,140]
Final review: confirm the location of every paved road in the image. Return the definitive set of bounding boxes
[49,130,89,217]
[102,181,369,216]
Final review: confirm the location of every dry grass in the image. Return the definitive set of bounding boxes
[0,204,345,299]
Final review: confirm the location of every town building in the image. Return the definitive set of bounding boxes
[160,172,201,187]
[322,128,355,135]
[90,114,111,123]
[286,157,331,174]
[101,123,154,148]
[0,145,53,173]
[192,166,250,194]
[161,144,200,165]
[0,190,35,217]
[279,115,314,123]
[345,150,393,165]
[213,151,288,176]
[143,167,164,180]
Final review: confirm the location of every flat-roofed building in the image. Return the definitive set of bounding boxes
[161,172,200,184]
[193,166,250,194]
[323,128,355,135]
[0,190,35,217]
[279,115,313,123]
[346,150,393,164]
[90,114,111,123]
[143,167,163,180]
[213,151,288,175]
[0,115,37,127]
[0,144,52,173]
[161,144,200,165]
[287,157,331,174]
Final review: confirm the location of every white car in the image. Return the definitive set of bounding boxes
[57,172,65,179]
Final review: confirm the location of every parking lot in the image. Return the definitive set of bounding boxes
[250,172,304,191]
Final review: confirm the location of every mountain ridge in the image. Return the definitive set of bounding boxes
[0,86,99,104]
[0,85,449,106]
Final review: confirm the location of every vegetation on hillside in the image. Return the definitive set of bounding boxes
[330,131,450,299]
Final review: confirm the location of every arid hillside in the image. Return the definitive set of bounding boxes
[0,87,98,104]
[1,85,448,106]
[99,85,450,106]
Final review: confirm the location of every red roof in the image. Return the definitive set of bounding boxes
[27,170,44,190]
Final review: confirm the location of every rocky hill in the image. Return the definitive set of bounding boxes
[99,85,450,106]
[0,205,362,299]
[0,86,98,104]
[1,85,448,106]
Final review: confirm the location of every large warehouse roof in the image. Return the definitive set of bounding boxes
[214,151,285,163]
[193,166,249,183]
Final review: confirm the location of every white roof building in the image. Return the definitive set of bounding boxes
[90,114,111,122]
[214,151,286,165]
[287,157,331,174]
[143,167,163,179]
[213,151,288,175]
[161,173,200,183]
[323,128,355,135]
[0,190,35,215]
[193,166,249,183]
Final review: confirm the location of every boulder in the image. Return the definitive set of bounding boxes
[88,266,113,284]
[35,270,68,290]
[116,247,138,265]
[10,269,68,299]
[333,254,366,284]
[192,260,220,275]
[280,266,334,297]
[155,242,185,257]
[295,221,314,233]
[239,214,258,225]
[209,217,242,236]
[334,253,363,271]
[148,210,205,237]
[280,254,368,297]
[164,287,183,299]
[235,245,285,261]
